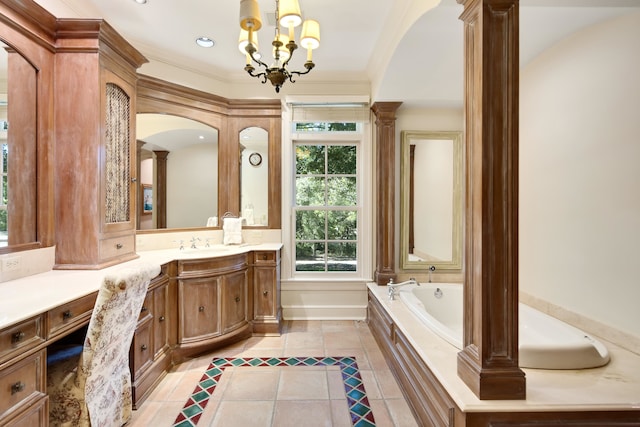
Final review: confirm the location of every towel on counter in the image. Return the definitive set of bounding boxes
[206,216,218,227]
[223,217,243,245]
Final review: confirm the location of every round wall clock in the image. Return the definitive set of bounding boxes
[249,152,262,166]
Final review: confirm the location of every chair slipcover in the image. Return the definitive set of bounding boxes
[47,262,161,427]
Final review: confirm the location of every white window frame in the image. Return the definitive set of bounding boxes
[281,97,373,283]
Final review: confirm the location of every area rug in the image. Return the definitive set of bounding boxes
[172,356,376,427]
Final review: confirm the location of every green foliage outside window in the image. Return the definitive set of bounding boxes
[295,143,358,272]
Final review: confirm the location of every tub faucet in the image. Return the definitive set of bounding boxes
[428,265,435,283]
[387,278,418,301]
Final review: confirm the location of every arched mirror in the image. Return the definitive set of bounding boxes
[240,127,268,226]
[0,40,38,251]
[136,113,218,230]
[400,130,463,271]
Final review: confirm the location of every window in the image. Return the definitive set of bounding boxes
[294,142,359,272]
[294,143,358,272]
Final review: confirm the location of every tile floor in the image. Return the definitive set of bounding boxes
[128,320,419,427]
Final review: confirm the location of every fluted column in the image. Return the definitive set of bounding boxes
[371,102,402,285]
[456,0,526,399]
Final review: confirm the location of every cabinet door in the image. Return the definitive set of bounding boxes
[253,266,277,319]
[222,269,248,333]
[130,320,153,378]
[153,283,170,357]
[179,277,221,343]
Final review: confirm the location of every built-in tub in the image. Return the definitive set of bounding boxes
[398,283,610,369]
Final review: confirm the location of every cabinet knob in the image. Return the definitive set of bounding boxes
[159,316,165,322]
[263,290,269,296]
[11,331,25,344]
[11,381,25,395]
[263,254,268,260]
[199,306,205,312]
[141,306,148,313]
[141,344,148,351]
[131,177,137,183]
[116,243,123,249]
[235,296,240,303]
[63,310,73,320]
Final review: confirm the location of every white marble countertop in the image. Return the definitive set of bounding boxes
[0,243,282,330]
[367,283,640,413]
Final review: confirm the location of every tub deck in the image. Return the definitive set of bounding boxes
[367,283,640,426]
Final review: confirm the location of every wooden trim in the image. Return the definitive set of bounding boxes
[456,0,525,400]
[371,102,402,285]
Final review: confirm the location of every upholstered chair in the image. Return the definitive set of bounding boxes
[47,262,161,426]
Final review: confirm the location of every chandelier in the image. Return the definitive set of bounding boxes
[239,0,320,93]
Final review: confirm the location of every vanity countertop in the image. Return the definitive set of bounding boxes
[367,283,640,413]
[0,243,282,330]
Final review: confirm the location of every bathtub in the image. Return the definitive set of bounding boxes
[398,283,610,369]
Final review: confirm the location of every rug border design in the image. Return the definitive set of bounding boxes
[172,356,376,427]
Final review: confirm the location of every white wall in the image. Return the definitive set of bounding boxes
[520,12,640,343]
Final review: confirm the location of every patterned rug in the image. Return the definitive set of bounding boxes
[172,356,376,427]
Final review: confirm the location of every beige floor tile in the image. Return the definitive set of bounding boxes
[222,367,279,400]
[272,400,334,427]
[286,320,324,333]
[330,398,353,427]
[359,369,383,400]
[327,368,347,399]
[166,369,210,402]
[385,398,420,427]
[375,369,405,399]
[210,400,274,427]
[144,400,187,427]
[284,330,324,349]
[323,330,361,349]
[322,320,359,332]
[368,399,395,427]
[277,369,330,400]
[245,335,287,349]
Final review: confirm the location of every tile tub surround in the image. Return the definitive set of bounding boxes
[128,320,420,427]
[367,283,640,413]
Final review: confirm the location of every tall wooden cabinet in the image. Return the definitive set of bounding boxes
[251,250,281,335]
[53,20,147,269]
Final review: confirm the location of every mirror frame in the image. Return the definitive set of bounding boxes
[135,74,282,232]
[400,130,463,271]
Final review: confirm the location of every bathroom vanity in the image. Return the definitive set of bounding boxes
[0,244,282,424]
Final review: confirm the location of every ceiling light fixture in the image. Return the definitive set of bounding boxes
[133,0,148,4]
[239,0,320,93]
[196,37,215,48]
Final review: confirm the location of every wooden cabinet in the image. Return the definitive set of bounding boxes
[0,347,47,426]
[53,20,147,269]
[251,250,281,335]
[175,253,252,360]
[130,266,172,408]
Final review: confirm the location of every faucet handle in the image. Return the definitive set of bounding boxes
[388,278,394,285]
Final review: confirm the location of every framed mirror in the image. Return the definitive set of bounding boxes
[136,113,218,230]
[400,130,463,271]
[240,127,268,226]
[0,40,39,252]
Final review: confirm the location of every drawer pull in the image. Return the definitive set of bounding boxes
[63,310,73,320]
[159,316,165,322]
[11,382,25,395]
[141,344,148,351]
[263,290,269,296]
[198,306,205,312]
[263,254,268,260]
[235,296,240,303]
[141,306,148,313]
[11,331,25,343]
[116,243,123,249]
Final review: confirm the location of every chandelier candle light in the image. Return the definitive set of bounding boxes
[239,0,320,92]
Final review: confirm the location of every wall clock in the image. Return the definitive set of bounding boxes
[249,152,262,166]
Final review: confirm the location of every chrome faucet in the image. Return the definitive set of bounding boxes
[190,237,201,249]
[387,277,418,300]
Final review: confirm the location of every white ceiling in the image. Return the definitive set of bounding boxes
[35,0,640,108]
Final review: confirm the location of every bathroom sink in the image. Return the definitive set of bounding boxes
[179,245,231,255]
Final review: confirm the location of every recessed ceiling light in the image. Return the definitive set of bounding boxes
[196,37,215,48]
[133,0,147,4]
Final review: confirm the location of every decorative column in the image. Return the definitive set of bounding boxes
[456,0,526,399]
[154,150,169,229]
[371,102,402,285]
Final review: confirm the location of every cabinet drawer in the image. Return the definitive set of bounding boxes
[0,349,45,416]
[131,321,153,377]
[253,251,278,265]
[47,292,97,339]
[99,234,135,260]
[0,316,45,364]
